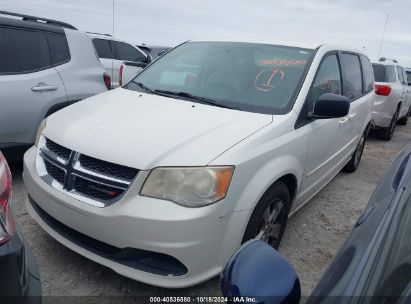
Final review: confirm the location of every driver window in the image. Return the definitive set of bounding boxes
[307,54,342,111]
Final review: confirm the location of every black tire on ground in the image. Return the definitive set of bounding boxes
[242,182,290,249]
[398,106,411,126]
[343,130,366,173]
[378,107,399,141]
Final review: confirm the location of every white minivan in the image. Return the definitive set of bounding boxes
[24,40,373,288]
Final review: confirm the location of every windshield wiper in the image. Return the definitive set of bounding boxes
[153,90,239,110]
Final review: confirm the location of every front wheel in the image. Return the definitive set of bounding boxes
[242,182,290,249]
[343,131,366,173]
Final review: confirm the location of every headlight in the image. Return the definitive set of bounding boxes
[35,119,47,146]
[140,166,234,207]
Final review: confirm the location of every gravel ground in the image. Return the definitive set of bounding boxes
[8,123,411,300]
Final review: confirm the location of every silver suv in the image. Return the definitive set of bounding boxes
[372,58,411,140]
[0,11,109,158]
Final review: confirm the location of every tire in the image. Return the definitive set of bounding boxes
[343,130,366,173]
[242,182,290,249]
[398,106,411,126]
[378,107,399,141]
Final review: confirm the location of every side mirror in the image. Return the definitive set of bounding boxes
[309,93,350,119]
[220,240,301,304]
[146,55,153,64]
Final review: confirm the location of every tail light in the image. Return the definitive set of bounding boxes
[0,152,16,245]
[119,64,123,87]
[375,84,391,96]
[103,73,111,90]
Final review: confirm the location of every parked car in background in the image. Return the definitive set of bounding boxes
[0,11,109,160]
[221,143,411,304]
[136,44,172,60]
[89,33,148,88]
[0,151,41,299]
[371,58,411,140]
[119,60,151,86]
[24,40,372,288]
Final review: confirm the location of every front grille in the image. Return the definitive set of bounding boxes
[45,139,71,160]
[38,137,139,207]
[79,155,138,180]
[44,160,65,184]
[73,177,122,200]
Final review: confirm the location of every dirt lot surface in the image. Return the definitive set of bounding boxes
[9,123,411,300]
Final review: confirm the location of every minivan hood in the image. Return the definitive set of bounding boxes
[44,88,272,169]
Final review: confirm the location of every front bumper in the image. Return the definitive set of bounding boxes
[23,146,247,288]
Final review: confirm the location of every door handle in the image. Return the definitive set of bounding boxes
[31,85,58,92]
[339,117,349,125]
[348,113,357,120]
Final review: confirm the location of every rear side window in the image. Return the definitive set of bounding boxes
[340,53,363,100]
[396,66,405,84]
[47,33,70,65]
[372,64,396,82]
[0,27,52,74]
[360,55,374,92]
[93,38,114,59]
[0,27,20,74]
[115,41,146,62]
[307,54,342,111]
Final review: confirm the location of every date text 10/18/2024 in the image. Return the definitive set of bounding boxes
[149,296,258,303]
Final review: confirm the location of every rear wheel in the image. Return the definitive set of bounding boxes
[343,131,366,173]
[242,182,290,249]
[378,107,399,141]
[398,106,411,126]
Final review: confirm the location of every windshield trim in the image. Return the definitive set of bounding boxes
[124,41,318,116]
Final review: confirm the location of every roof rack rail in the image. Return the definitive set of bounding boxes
[0,10,77,30]
[86,31,113,37]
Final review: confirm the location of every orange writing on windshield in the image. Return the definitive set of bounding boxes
[255,69,285,92]
[260,59,307,66]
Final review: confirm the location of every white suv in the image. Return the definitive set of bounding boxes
[88,33,148,88]
[24,40,373,288]
[0,11,109,158]
[372,58,411,140]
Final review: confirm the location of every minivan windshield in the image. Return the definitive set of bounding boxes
[125,42,314,114]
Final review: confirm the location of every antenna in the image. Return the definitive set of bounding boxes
[378,14,389,58]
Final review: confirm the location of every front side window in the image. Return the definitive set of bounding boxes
[115,42,146,62]
[340,53,363,100]
[307,54,342,111]
[125,42,314,115]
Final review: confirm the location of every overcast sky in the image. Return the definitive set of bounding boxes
[2,0,411,66]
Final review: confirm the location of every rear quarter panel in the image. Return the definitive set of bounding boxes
[55,30,107,101]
